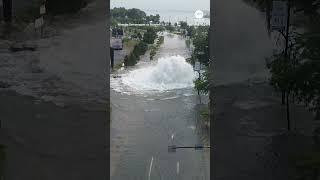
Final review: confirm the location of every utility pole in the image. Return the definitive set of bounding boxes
[110,47,114,70]
[284,0,291,131]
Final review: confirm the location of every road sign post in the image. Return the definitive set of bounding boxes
[35,16,44,38]
[34,3,46,38]
[194,61,202,103]
[40,5,46,15]
[271,1,288,31]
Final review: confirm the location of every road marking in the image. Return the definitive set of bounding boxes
[177,161,180,174]
[148,157,154,180]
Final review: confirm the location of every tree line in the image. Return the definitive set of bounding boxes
[111,7,160,24]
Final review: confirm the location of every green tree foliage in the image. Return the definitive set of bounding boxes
[179,21,188,29]
[266,53,295,98]
[111,7,160,24]
[190,25,210,94]
[291,31,320,110]
[111,7,146,24]
[194,67,210,94]
[143,28,157,44]
[125,41,148,66]
[150,36,164,60]
[186,26,196,38]
[192,26,210,66]
[146,14,160,24]
[246,0,320,112]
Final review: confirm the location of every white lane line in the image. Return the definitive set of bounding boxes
[148,157,154,180]
[177,161,180,174]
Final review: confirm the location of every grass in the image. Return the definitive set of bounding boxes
[124,39,138,50]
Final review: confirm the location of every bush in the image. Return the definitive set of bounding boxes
[143,28,157,44]
[125,41,148,66]
[150,45,157,60]
[133,41,147,56]
[194,68,210,95]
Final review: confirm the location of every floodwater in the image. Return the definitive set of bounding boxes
[110,33,210,180]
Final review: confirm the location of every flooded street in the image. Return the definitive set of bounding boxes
[110,33,210,180]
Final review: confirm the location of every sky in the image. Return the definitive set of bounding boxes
[110,0,210,12]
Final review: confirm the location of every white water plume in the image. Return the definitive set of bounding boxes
[119,55,197,92]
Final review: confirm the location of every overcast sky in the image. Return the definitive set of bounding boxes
[111,0,210,11]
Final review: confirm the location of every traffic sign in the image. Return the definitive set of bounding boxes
[194,62,201,71]
[34,17,44,29]
[271,1,288,31]
[40,5,46,15]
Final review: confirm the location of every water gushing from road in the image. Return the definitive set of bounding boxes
[112,55,197,93]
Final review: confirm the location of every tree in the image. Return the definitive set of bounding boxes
[186,26,195,37]
[179,21,188,29]
[194,67,210,95]
[127,8,147,24]
[267,51,296,129]
[146,14,160,24]
[291,30,320,111]
[111,7,149,24]
[192,26,210,66]
[125,41,148,66]
[190,25,210,94]
[246,0,320,128]
[143,28,157,44]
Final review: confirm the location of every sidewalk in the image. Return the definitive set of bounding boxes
[212,82,315,180]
